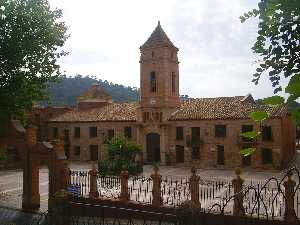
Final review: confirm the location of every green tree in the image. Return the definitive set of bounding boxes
[240,0,300,156]
[0,0,68,124]
[240,0,299,95]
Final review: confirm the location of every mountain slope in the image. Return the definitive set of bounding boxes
[44,75,139,106]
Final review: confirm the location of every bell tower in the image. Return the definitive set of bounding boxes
[139,21,180,123]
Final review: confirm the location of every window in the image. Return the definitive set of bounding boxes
[241,125,253,141]
[150,72,156,92]
[172,72,176,92]
[262,126,272,141]
[215,125,226,137]
[74,127,80,138]
[74,146,80,157]
[52,127,58,139]
[176,127,184,140]
[192,127,200,137]
[64,129,69,141]
[191,127,201,146]
[261,148,273,164]
[89,127,97,138]
[192,147,200,159]
[124,126,132,139]
[108,129,114,140]
[152,51,155,58]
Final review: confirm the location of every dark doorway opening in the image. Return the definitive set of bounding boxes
[146,133,160,162]
[90,145,99,161]
[176,145,184,163]
[217,145,225,165]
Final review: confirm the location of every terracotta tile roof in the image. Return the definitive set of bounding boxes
[49,102,138,122]
[141,21,177,49]
[77,83,112,101]
[49,96,287,123]
[168,96,287,121]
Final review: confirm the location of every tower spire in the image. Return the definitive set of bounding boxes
[140,21,177,49]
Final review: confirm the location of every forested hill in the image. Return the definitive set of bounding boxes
[43,75,139,106]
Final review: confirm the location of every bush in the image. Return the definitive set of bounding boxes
[99,136,143,176]
[98,160,143,176]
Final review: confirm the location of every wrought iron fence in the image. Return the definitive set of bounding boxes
[161,177,190,207]
[129,176,153,204]
[70,170,90,196]
[207,167,300,220]
[69,167,300,222]
[97,175,121,199]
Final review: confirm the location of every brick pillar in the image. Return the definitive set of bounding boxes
[26,125,37,147]
[120,170,129,202]
[61,165,71,191]
[189,167,200,206]
[232,168,245,216]
[151,166,162,207]
[89,163,99,198]
[284,172,297,223]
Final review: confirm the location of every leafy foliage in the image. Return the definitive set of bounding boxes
[98,160,142,176]
[99,136,143,176]
[240,148,256,157]
[106,136,142,161]
[262,96,285,106]
[240,0,300,157]
[241,131,261,139]
[240,0,300,93]
[250,111,269,122]
[0,0,68,122]
[43,75,139,106]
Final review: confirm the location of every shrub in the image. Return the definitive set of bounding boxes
[99,136,143,176]
[98,160,142,176]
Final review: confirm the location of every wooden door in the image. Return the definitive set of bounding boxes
[90,145,98,161]
[217,145,225,165]
[176,145,184,163]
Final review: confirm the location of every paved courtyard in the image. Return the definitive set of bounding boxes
[0,161,286,212]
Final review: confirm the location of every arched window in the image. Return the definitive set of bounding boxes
[150,72,156,92]
[172,72,176,92]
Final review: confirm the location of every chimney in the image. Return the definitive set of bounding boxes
[26,125,38,147]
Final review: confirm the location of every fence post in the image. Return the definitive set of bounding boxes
[284,172,297,223]
[189,167,200,206]
[232,168,245,217]
[120,169,129,202]
[89,162,99,198]
[151,166,163,207]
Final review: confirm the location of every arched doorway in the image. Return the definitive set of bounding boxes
[146,133,160,162]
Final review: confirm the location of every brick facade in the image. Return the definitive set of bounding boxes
[46,22,296,170]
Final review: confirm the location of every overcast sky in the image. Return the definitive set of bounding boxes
[49,0,285,99]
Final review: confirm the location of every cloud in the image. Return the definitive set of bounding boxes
[50,0,282,99]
